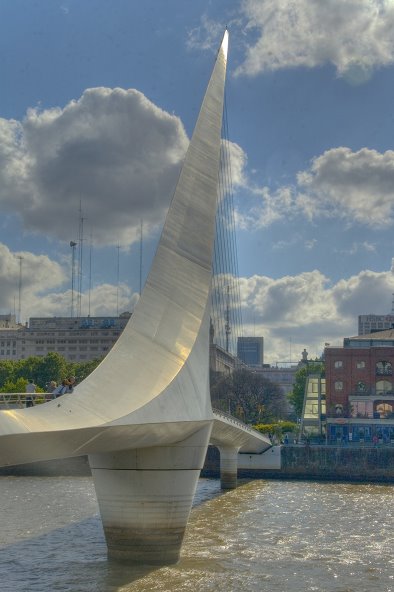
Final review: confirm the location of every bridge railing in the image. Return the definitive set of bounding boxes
[0,393,51,408]
[212,407,267,438]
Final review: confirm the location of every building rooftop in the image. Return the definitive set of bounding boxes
[349,329,394,340]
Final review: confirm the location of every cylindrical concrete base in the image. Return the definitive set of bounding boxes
[89,423,212,564]
[218,445,240,489]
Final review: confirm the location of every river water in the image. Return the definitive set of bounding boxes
[0,476,392,592]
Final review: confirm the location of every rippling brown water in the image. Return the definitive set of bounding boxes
[0,477,392,591]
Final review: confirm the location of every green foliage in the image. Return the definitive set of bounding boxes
[288,362,324,418]
[36,352,69,388]
[0,353,103,392]
[253,421,297,436]
[0,377,28,393]
[0,377,45,394]
[210,368,288,424]
[75,358,103,382]
[0,360,16,385]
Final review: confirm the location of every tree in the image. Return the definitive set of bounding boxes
[0,377,28,393]
[74,357,103,382]
[0,353,104,392]
[0,360,16,387]
[13,356,41,384]
[211,368,288,424]
[288,362,324,418]
[36,352,69,388]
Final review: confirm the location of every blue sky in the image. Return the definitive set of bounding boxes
[1,0,394,363]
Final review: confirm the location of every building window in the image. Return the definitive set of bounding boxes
[334,361,343,368]
[351,400,373,418]
[356,361,365,369]
[356,381,367,393]
[376,380,392,395]
[335,381,343,390]
[376,361,392,376]
[375,402,393,418]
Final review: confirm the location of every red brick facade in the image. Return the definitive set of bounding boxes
[326,346,394,413]
[324,338,394,444]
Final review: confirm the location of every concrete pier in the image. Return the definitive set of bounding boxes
[88,425,212,564]
[218,445,240,489]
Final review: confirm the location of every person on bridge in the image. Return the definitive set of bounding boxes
[25,379,36,408]
[67,376,76,393]
[46,381,57,402]
[52,379,70,398]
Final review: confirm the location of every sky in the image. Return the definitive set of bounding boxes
[1,0,394,364]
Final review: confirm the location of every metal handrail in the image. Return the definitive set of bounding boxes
[212,407,266,437]
[0,393,51,408]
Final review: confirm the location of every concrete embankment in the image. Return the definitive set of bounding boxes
[1,444,394,483]
[202,444,394,483]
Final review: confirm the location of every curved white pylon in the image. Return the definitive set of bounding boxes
[0,32,229,564]
[0,31,228,453]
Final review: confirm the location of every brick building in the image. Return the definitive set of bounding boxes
[325,330,394,444]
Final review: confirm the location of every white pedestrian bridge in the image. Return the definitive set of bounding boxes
[0,31,270,565]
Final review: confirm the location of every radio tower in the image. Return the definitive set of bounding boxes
[17,255,23,324]
[70,241,77,317]
[77,202,85,318]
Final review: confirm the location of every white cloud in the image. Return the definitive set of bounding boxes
[18,282,138,322]
[0,87,189,247]
[236,147,394,230]
[337,241,377,256]
[238,267,394,363]
[0,242,141,321]
[187,16,226,52]
[220,139,248,188]
[236,0,394,80]
[0,243,66,319]
[297,148,394,226]
[248,185,296,228]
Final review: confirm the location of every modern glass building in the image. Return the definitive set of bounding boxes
[300,374,326,440]
[237,336,264,367]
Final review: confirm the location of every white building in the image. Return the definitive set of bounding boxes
[0,314,131,362]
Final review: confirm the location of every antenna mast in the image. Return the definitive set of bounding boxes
[77,202,84,318]
[139,219,143,297]
[70,241,77,317]
[17,255,23,324]
[116,245,120,316]
[88,234,92,317]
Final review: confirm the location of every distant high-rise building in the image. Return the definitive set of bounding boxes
[358,314,394,335]
[237,336,264,367]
